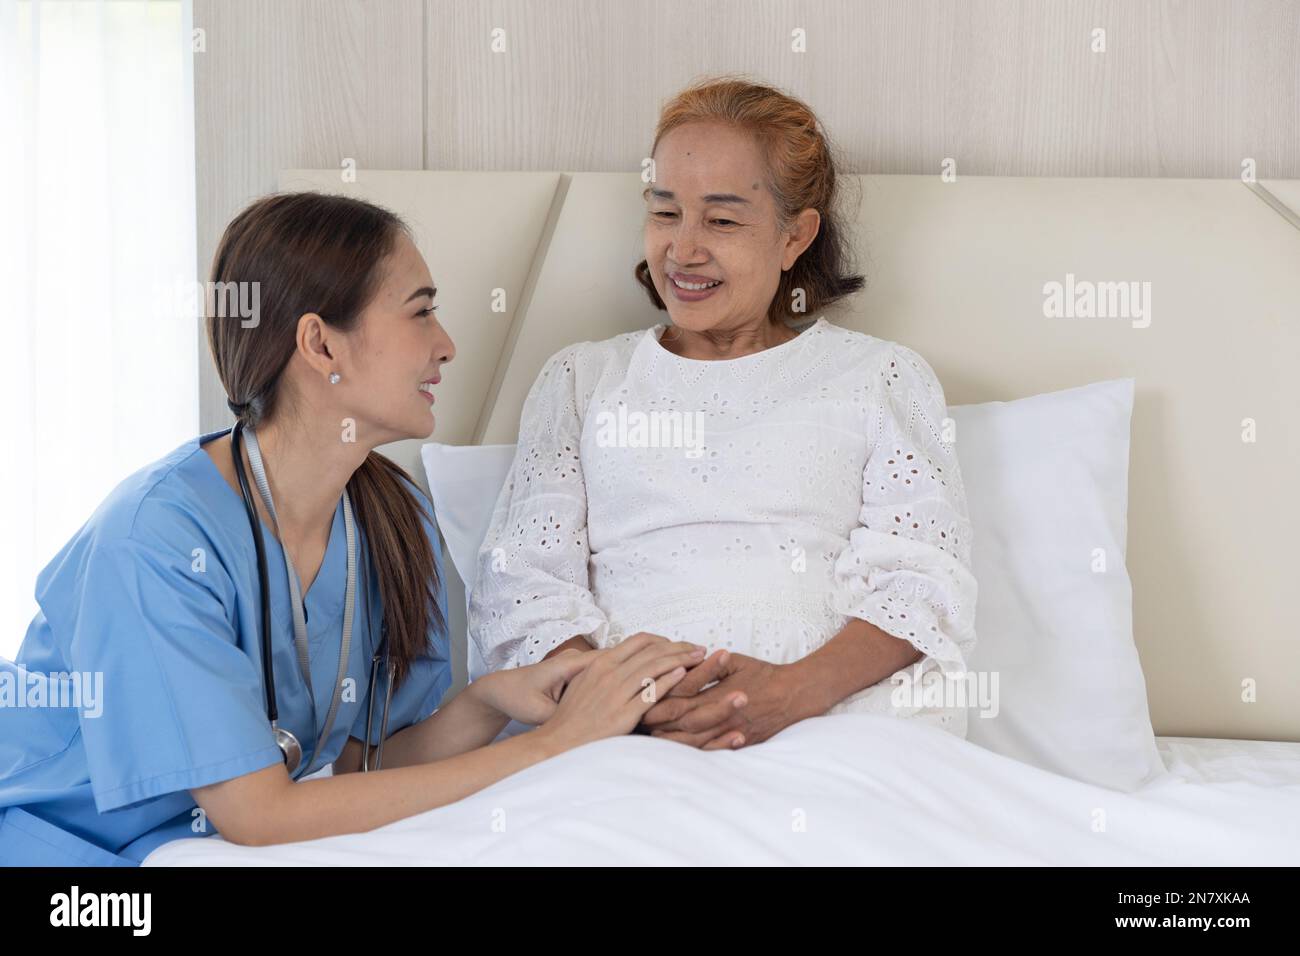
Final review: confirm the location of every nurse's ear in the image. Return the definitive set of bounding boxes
[294,311,343,382]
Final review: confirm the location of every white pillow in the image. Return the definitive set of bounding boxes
[955,378,1163,791]
[422,378,1163,791]
[421,443,516,596]
[421,443,517,683]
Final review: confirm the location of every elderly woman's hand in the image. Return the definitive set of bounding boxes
[638,650,812,749]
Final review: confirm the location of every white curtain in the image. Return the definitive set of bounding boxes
[0,0,198,660]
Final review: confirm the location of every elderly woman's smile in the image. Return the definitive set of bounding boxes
[668,271,724,299]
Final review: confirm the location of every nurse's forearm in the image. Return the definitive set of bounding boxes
[280,729,565,845]
[203,727,567,848]
[375,681,511,768]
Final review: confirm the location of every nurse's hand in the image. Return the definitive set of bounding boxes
[471,651,595,726]
[535,634,706,751]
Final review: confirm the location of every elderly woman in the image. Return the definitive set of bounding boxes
[469,77,977,750]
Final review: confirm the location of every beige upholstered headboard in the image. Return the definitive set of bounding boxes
[281,169,1300,742]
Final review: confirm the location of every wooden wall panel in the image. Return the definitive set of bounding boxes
[197,0,1300,431]
[424,0,1300,178]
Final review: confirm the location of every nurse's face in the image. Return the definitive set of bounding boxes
[340,232,456,443]
[642,121,819,335]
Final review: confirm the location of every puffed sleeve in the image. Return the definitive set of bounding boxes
[66,534,284,813]
[831,343,978,683]
[349,482,454,743]
[468,344,611,671]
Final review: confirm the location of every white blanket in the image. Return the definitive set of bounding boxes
[144,714,1300,865]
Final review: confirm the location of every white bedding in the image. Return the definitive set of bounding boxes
[143,715,1300,866]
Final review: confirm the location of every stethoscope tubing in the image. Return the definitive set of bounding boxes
[230,420,390,774]
[231,421,280,724]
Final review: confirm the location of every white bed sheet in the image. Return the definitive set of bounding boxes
[143,715,1300,866]
[1155,735,1300,786]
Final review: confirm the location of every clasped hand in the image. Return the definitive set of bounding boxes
[485,637,809,750]
[637,648,803,749]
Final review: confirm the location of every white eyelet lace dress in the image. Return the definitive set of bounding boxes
[468,317,978,737]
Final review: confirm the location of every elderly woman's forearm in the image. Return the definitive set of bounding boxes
[786,617,924,716]
[541,635,596,661]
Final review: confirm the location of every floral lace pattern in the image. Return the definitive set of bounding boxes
[468,317,978,737]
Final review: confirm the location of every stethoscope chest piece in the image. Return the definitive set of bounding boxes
[273,723,303,776]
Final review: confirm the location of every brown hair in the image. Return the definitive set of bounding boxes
[634,75,864,323]
[206,191,443,687]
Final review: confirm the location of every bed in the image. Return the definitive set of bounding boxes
[146,170,1300,865]
[143,722,1300,865]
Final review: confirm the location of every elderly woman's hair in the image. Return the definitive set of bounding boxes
[634,75,864,323]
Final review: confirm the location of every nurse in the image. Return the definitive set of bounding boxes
[0,191,705,866]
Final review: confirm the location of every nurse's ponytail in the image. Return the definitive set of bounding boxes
[347,452,445,687]
[206,192,444,688]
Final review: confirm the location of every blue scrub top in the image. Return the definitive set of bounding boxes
[0,428,453,866]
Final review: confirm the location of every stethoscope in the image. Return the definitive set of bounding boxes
[230,420,394,776]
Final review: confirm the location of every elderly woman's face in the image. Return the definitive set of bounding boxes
[643,121,815,334]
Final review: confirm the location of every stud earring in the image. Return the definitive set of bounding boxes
[329,372,341,384]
